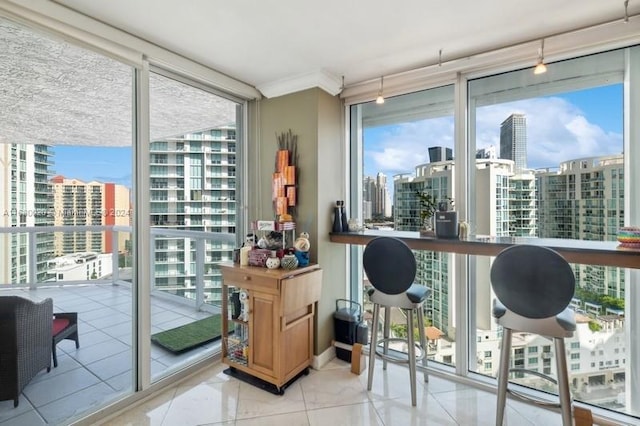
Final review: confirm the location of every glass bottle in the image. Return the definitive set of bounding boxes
[332,200,343,233]
[340,200,349,232]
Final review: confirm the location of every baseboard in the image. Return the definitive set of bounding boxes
[312,345,336,369]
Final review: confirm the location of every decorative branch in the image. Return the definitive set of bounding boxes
[274,129,299,219]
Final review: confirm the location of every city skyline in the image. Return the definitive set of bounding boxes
[43,85,623,192]
[363,84,623,181]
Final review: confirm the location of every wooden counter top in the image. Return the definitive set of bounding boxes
[329,231,640,269]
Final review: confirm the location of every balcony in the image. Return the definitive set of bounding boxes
[0,225,235,425]
[0,283,218,425]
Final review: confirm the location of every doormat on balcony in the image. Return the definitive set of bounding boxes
[151,314,222,354]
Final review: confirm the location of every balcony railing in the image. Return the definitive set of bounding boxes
[0,224,237,312]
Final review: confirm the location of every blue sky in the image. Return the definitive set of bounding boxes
[363,84,623,179]
[51,85,623,190]
[54,146,132,188]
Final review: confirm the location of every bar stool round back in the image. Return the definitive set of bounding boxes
[490,245,576,426]
[363,236,431,406]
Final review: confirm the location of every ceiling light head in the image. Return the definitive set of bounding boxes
[534,61,547,75]
[376,76,385,104]
[533,39,547,75]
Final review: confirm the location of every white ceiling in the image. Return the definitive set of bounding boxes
[51,1,640,98]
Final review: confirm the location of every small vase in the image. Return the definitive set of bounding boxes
[280,254,299,270]
[265,256,280,269]
[294,249,309,267]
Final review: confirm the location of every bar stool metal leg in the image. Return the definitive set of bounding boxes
[417,306,428,382]
[367,303,380,391]
[382,306,390,370]
[496,328,512,426]
[554,338,573,426]
[407,308,417,406]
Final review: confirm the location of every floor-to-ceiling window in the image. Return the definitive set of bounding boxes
[348,46,640,422]
[0,10,248,423]
[349,85,457,366]
[468,48,635,417]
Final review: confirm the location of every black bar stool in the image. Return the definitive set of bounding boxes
[363,236,431,406]
[490,245,576,426]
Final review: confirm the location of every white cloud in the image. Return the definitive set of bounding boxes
[477,97,621,169]
[365,96,622,179]
[365,117,454,177]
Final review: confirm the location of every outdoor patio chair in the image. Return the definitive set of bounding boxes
[0,296,53,407]
[52,312,79,367]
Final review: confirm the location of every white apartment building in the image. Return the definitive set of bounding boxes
[392,152,627,409]
[46,252,113,282]
[0,144,55,284]
[150,126,237,302]
[394,159,456,336]
[537,155,625,299]
[394,156,537,336]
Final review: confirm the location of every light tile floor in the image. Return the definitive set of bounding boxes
[102,358,566,426]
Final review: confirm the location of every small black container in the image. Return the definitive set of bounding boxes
[334,299,368,362]
[435,210,459,239]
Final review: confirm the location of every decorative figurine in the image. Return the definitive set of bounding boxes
[293,232,310,266]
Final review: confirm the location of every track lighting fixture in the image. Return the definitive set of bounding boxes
[534,39,547,75]
[376,76,385,104]
[624,0,630,23]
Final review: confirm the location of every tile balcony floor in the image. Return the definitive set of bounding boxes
[0,283,218,426]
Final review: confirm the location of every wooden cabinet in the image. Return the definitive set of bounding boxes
[220,263,322,393]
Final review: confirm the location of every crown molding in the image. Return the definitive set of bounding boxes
[257,69,342,99]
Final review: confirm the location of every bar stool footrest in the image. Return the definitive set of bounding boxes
[375,338,425,365]
[507,388,566,409]
[508,367,558,384]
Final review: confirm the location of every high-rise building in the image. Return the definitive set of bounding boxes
[536,155,625,299]
[0,144,55,284]
[508,174,537,237]
[394,160,455,334]
[50,176,130,256]
[363,173,389,218]
[500,113,527,172]
[150,125,237,302]
[394,156,538,335]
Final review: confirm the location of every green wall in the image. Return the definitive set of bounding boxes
[248,88,347,356]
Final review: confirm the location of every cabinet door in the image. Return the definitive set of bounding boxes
[249,291,278,377]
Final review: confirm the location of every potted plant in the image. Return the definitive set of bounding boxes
[416,191,438,236]
[416,191,454,236]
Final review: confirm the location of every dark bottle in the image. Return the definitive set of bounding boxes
[340,201,349,232]
[332,200,344,233]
